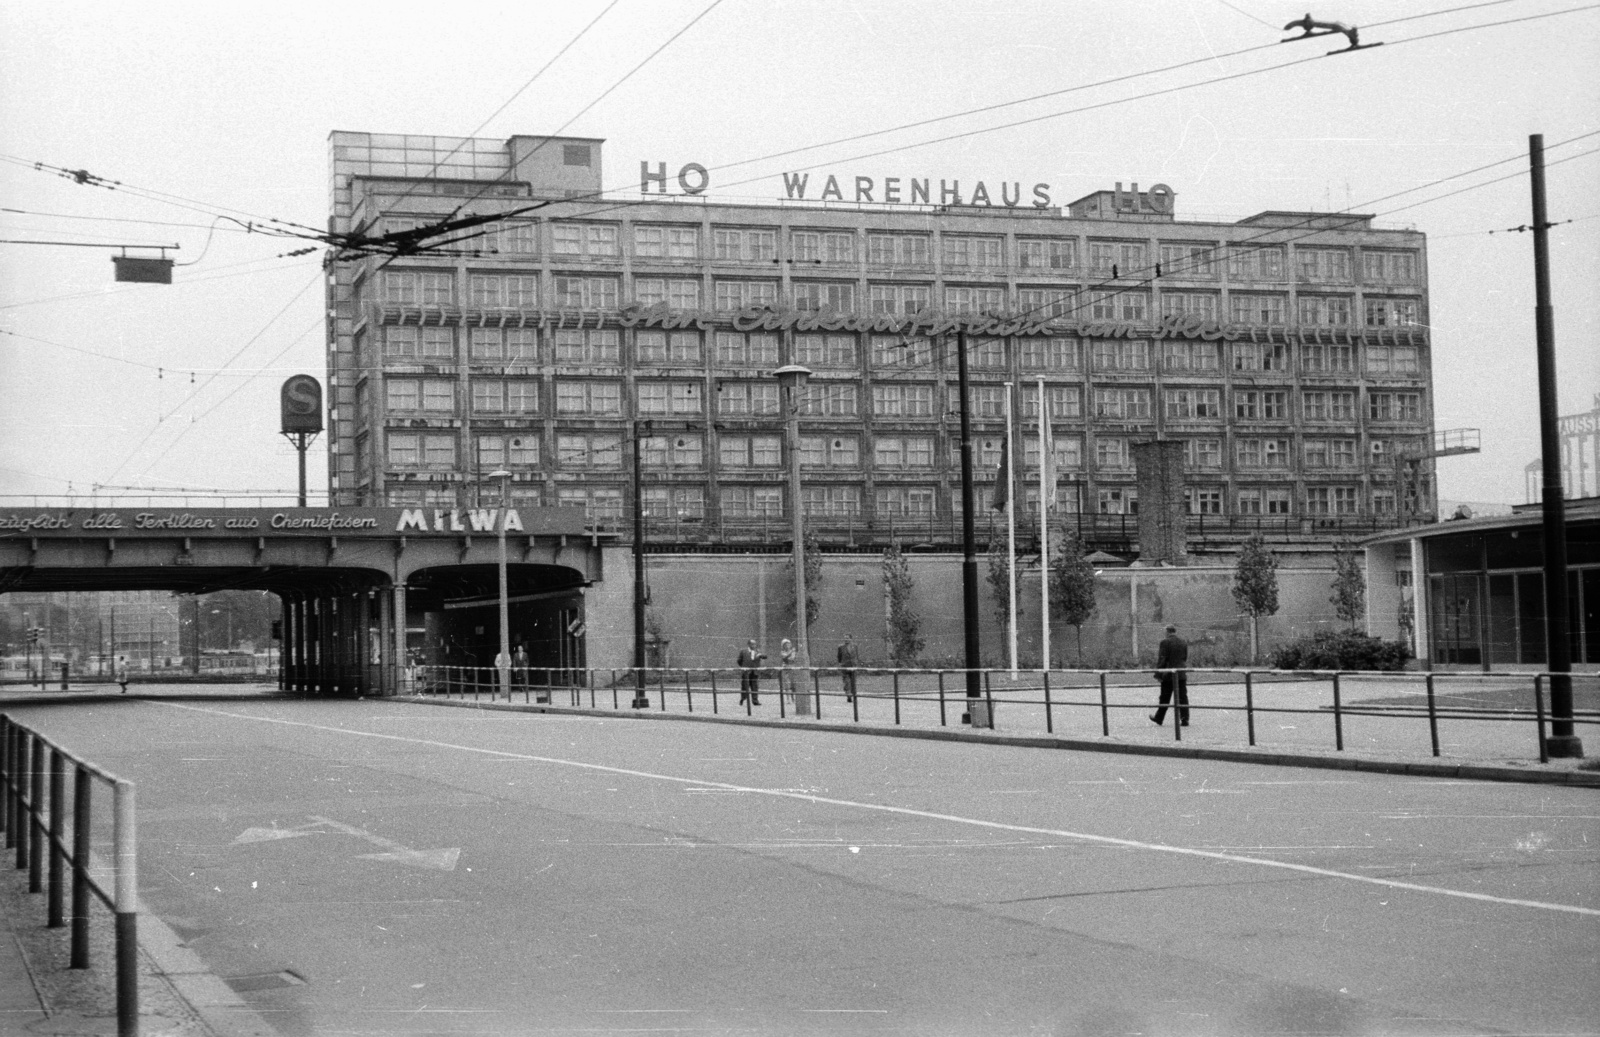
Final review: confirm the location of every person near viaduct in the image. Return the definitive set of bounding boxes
[836,634,860,702]
[1150,624,1190,727]
[737,638,766,706]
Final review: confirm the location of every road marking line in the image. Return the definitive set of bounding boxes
[158,703,1600,918]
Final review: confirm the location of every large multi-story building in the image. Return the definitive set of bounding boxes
[325,131,1434,548]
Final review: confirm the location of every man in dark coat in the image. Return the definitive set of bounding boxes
[837,634,860,702]
[737,639,765,705]
[1150,625,1190,726]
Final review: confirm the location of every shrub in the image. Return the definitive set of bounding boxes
[1270,630,1413,671]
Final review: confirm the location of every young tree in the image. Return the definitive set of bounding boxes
[985,531,1024,633]
[783,531,823,633]
[882,542,924,666]
[1329,539,1366,631]
[1051,526,1097,666]
[1232,533,1281,664]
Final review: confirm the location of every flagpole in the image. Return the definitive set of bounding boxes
[1037,376,1051,671]
[1005,382,1018,678]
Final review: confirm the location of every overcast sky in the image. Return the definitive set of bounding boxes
[2,0,1596,510]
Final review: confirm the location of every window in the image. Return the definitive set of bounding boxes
[1229,293,1287,325]
[1097,487,1137,514]
[868,283,931,315]
[1304,438,1330,468]
[873,436,934,469]
[1090,339,1151,372]
[867,233,931,267]
[386,378,454,414]
[1236,488,1292,515]
[1023,435,1083,471]
[1296,247,1351,282]
[386,433,419,467]
[505,380,538,413]
[1019,385,1082,419]
[1297,295,1351,326]
[642,486,706,520]
[1186,487,1224,515]
[1087,290,1148,321]
[554,380,622,415]
[872,383,936,418]
[637,381,703,416]
[1235,437,1290,468]
[1018,238,1077,271]
[1163,388,1221,420]
[482,221,537,254]
[558,486,624,522]
[384,327,419,360]
[640,434,704,469]
[1233,390,1288,420]
[553,329,620,364]
[1368,391,1423,422]
[416,328,451,361]
[942,235,1003,268]
[966,337,1006,370]
[1362,250,1418,284]
[1367,345,1421,375]
[871,336,934,369]
[1364,298,1420,327]
[552,275,619,309]
[633,278,702,310]
[795,334,858,369]
[721,486,784,519]
[469,274,539,308]
[1017,287,1076,319]
[556,433,623,468]
[382,271,416,305]
[799,383,858,417]
[477,434,539,468]
[712,227,778,263]
[469,327,507,362]
[1095,437,1130,468]
[1088,241,1146,276]
[791,230,855,264]
[719,435,783,468]
[1163,340,1220,372]
[1159,242,1218,278]
[385,379,419,412]
[717,382,780,416]
[1160,292,1219,322]
[876,486,936,518]
[713,280,779,311]
[802,435,861,468]
[1373,488,1396,514]
[1020,337,1081,371]
[634,225,699,260]
[1184,438,1223,469]
[1232,342,1290,371]
[715,331,780,367]
[1226,245,1285,281]
[792,282,856,312]
[1093,387,1152,420]
[551,223,619,257]
[944,286,1007,314]
[1306,485,1360,515]
[950,384,1006,419]
[563,145,591,167]
[636,330,703,364]
[802,486,863,517]
[422,434,456,468]
[1302,343,1356,373]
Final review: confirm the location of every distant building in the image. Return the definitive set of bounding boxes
[1525,396,1600,503]
[324,131,1435,549]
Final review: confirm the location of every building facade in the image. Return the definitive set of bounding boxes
[325,131,1434,548]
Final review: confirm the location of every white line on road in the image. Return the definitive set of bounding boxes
[159,703,1600,918]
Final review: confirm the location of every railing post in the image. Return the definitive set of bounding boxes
[1099,672,1109,736]
[1043,670,1053,735]
[1332,672,1344,751]
[893,671,901,725]
[685,671,693,713]
[15,729,29,870]
[778,677,786,719]
[1426,673,1441,758]
[937,671,946,727]
[113,780,139,1037]
[71,765,90,969]
[48,749,64,928]
[1173,675,1182,742]
[1244,671,1256,746]
[612,671,619,710]
[29,736,44,892]
[813,669,822,721]
[1,719,11,847]
[710,671,719,714]
[1534,674,1548,764]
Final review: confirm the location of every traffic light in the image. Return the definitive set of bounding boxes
[28,628,42,644]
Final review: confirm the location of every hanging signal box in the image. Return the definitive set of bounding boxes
[113,255,174,284]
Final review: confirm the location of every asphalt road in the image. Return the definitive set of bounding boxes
[7,697,1597,1036]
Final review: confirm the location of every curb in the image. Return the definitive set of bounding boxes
[393,695,1600,788]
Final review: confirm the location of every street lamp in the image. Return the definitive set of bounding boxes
[774,363,813,715]
[490,468,513,701]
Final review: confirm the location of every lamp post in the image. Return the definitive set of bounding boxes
[490,468,513,701]
[774,363,813,715]
[630,422,651,709]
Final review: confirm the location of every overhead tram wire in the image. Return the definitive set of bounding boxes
[0,253,322,313]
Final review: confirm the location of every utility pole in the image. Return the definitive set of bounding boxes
[1529,133,1582,758]
[630,421,650,709]
[954,329,986,724]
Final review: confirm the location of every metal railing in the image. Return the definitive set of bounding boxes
[399,665,1599,766]
[1,715,139,1036]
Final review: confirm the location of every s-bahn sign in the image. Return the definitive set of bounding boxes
[0,507,590,538]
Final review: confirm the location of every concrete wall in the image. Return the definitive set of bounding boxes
[585,547,1348,671]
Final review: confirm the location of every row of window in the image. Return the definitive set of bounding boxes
[373,325,1424,378]
[381,429,1422,475]
[381,480,1395,521]
[373,373,1424,425]
[384,217,1419,284]
[380,270,1422,327]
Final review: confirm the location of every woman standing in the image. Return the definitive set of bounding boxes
[778,638,796,703]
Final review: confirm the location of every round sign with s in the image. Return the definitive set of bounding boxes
[280,375,323,434]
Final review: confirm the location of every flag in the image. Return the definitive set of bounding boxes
[991,436,1010,512]
[1038,380,1057,512]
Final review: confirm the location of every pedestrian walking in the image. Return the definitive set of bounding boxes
[114,655,129,694]
[1149,624,1190,726]
[836,634,860,702]
[737,639,765,705]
